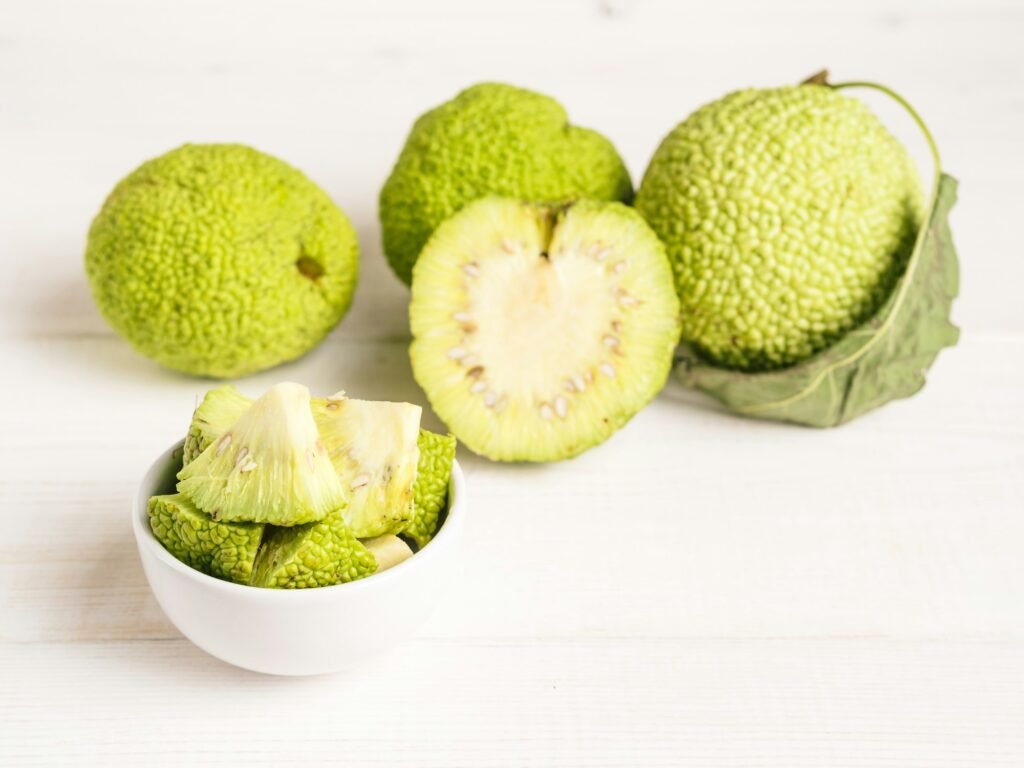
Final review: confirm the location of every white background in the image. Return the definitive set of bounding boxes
[2,0,1022,765]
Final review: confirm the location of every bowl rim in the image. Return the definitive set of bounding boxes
[132,439,466,600]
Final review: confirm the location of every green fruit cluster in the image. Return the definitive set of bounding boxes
[92,73,956,455]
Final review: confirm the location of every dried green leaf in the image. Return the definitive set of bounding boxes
[677,173,960,427]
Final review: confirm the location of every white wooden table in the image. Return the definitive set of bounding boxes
[2,1,1022,764]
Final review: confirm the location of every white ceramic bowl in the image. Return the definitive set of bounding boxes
[132,440,465,676]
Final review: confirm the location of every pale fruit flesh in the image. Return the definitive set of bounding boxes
[176,382,346,526]
[409,197,680,462]
[312,393,422,538]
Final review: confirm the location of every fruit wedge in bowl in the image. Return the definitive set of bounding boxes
[132,382,465,674]
[150,382,456,588]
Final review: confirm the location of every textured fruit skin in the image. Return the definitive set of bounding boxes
[636,85,924,371]
[403,430,456,549]
[251,511,376,589]
[379,83,633,284]
[409,197,681,462]
[183,385,251,464]
[85,144,359,378]
[148,493,263,584]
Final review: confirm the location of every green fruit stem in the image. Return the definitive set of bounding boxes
[831,80,942,178]
[828,80,942,302]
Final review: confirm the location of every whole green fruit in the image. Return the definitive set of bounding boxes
[85,144,358,378]
[379,82,633,284]
[636,84,924,371]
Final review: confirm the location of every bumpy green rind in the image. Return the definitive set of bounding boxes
[251,511,377,589]
[379,82,633,284]
[402,430,456,549]
[636,84,924,371]
[147,493,264,584]
[678,174,960,427]
[183,385,252,464]
[85,143,359,378]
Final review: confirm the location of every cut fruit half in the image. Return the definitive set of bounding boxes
[409,197,681,462]
[177,382,346,525]
[183,385,252,465]
[312,394,423,538]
